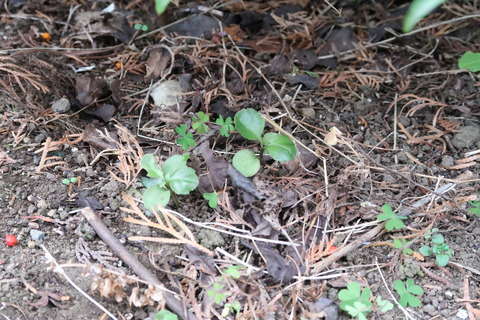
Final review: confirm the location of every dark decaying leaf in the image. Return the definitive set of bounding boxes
[74,11,135,44]
[265,54,292,76]
[144,47,172,82]
[317,27,357,69]
[75,76,105,106]
[184,244,217,275]
[289,49,318,71]
[196,142,229,194]
[82,124,118,150]
[303,297,339,320]
[228,165,265,200]
[283,74,319,89]
[256,242,297,283]
[164,15,222,38]
[77,191,103,210]
[82,103,116,122]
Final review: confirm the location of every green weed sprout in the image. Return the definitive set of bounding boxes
[419,229,453,267]
[338,282,372,320]
[62,177,78,185]
[203,192,218,208]
[155,0,171,15]
[393,279,423,308]
[215,115,234,137]
[233,108,296,176]
[140,154,199,210]
[377,204,406,231]
[393,238,413,255]
[134,23,149,32]
[467,200,480,218]
[192,111,209,134]
[154,310,178,320]
[207,266,243,316]
[175,124,195,151]
[376,297,394,313]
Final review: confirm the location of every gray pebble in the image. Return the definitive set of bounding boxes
[452,126,480,149]
[29,229,45,241]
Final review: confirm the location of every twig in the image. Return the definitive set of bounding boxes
[80,207,197,320]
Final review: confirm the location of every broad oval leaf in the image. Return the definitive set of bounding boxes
[403,0,447,33]
[141,177,165,189]
[155,0,171,15]
[143,185,170,210]
[234,108,264,141]
[458,51,480,72]
[262,133,296,162]
[435,254,449,267]
[140,154,164,178]
[162,154,187,174]
[165,166,199,195]
[232,149,260,177]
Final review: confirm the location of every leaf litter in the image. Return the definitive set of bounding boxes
[0,1,480,319]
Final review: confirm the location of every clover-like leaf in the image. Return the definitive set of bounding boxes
[164,166,199,195]
[232,149,260,177]
[234,108,264,141]
[143,185,170,210]
[262,133,296,162]
[140,154,164,178]
[203,192,218,208]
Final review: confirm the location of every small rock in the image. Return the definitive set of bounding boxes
[441,155,455,167]
[51,97,71,113]
[47,209,57,217]
[456,309,468,320]
[452,126,480,149]
[444,291,454,299]
[299,107,316,119]
[37,199,48,211]
[27,240,36,248]
[352,98,374,116]
[29,229,45,241]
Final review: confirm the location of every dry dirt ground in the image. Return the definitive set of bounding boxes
[0,1,480,320]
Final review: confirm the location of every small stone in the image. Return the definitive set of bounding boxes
[37,199,48,211]
[27,240,36,248]
[299,107,316,119]
[29,229,45,241]
[47,209,57,217]
[51,98,71,113]
[452,126,480,149]
[456,309,468,320]
[441,155,455,167]
[444,291,454,299]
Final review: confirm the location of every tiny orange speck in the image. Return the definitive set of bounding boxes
[41,32,51,42]
[114,62,123,70]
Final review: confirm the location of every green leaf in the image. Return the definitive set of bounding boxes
[223,265,243,279]
[62,178,71,185]
[338,282,361,301]
[203,192,218,208]
[164,166,199,195]
[406,294,421,308]
[155,0,171,15]
[140,154,164,178]
[232,149,260,177]
[419,245,431,256]
[431,233,444,244]
[458,51,480,72]
[234,108,265,141]
[436,254,449,267]
[402,0,447,33]
[162,155,187,174]
[376,297,394,313]
[406,279,423,295]
[154,310,178,320]
[143,185,170,210]
[262,133,297,162]
[216,116,234,137]
[385,218,405,231]
[141,176,165,189]
[141,25,149,32]
[393,280,406,295]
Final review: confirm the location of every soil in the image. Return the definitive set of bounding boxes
[0,1,479,320]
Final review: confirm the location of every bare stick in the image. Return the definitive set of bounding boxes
[81,207,197,320]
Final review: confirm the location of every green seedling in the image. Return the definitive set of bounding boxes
[62,177,78,185]
[192,111,209,134]
[175,124,195,151]
[233,108,296,176]
[376,297,394,313]
[207,266,243,314]
[458,52,480,72]
[140,154,199,210]
[419,229,453,267]
[403,0,447,33]
[203,192,218,208]
[467,200,480,218]
[215,115,234,137]
[338,282,372,320]
[377,204,406,231]
[154,310,178,320]
[155,0,171,15]
[134,23,149,32]
[393,238,413,255]
[393,279,423,308]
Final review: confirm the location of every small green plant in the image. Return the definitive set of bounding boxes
[215,115,234,137]
[61,177,78,185]
[393,279,423,308]
[377,204,406,231]
[403,0,447,33]
[155,0,171,15]
[233,108,296,176]
[140,154,199,210]
[192,111,209,134]
[393,238,413,255]
[467,200,480,218]
[134,23,149,32]
[338,282,372,320]
[232,149,260,177]
[203,192,218,208]
[418,229,453,267]
[175,124,195,151]
[376,297,394,313]
[207,266,243,316]
[154,310,178,320]
[458,52,480,72]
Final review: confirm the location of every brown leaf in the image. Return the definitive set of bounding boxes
[144,47,172,82]
[75,76,105,106]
